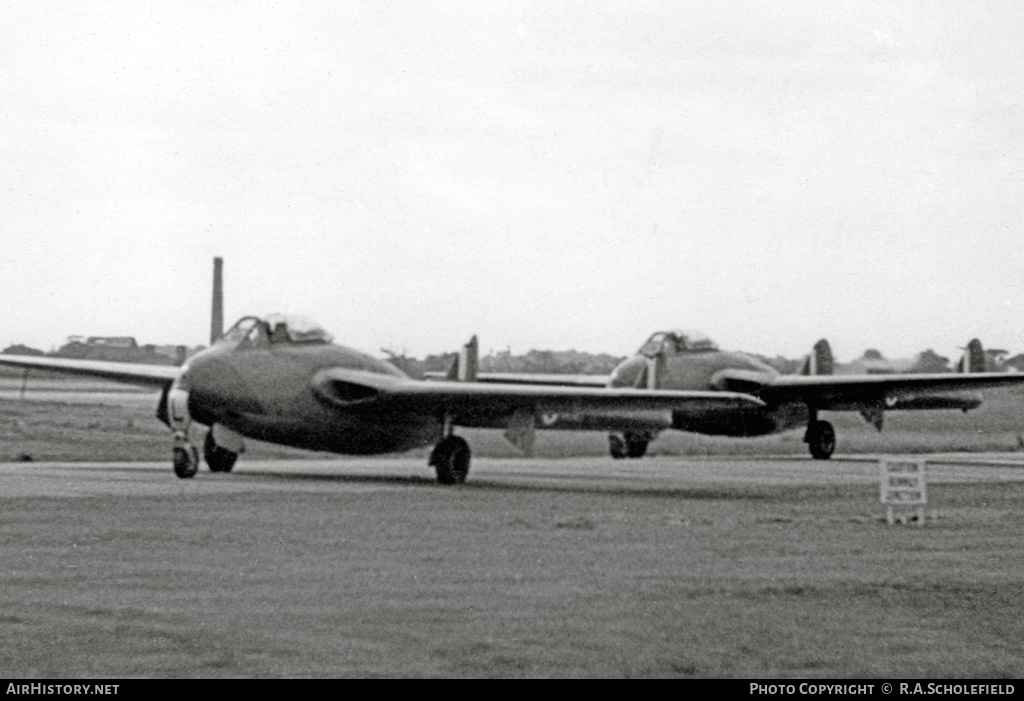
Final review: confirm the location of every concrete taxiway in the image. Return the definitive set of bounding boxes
[3,453,1024,499]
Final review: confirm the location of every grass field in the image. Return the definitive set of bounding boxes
[1,459,1023,677]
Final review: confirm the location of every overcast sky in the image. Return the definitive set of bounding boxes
[2,1,1022,362]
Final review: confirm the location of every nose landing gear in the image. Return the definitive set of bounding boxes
[172,435,199,479]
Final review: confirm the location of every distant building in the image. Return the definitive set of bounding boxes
[85,336,137,348]
[54,336,194,365]
[151,344,190,364]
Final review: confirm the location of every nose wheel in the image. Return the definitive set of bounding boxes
[172,439,199,479]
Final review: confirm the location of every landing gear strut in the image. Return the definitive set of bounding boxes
[430,435,471,485]
[204,431,238,473]
[167,384,197,478]
[805,418,836,460]
[609,431,650,459]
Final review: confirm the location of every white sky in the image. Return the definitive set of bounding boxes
[2,1,1022,362]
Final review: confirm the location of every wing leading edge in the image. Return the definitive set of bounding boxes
[424,371,609,387]
[754,371,1024,410]
[313,367,764,430]
[0,354,180,388]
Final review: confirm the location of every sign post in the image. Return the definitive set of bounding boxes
[880,458,927,526]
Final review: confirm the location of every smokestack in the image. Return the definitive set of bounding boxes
[210,257,224,345]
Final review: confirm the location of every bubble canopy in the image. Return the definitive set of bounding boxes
[222,314,335,346]
[638,329,718,356]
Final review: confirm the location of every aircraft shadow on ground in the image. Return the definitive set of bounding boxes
[215,467,782,501]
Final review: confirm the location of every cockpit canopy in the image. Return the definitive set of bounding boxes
[222,314,334,348]
[638,329,719,357]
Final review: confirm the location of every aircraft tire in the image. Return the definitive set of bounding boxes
[173,444,199,479]
[204,431,238,473]
[432,436,470,485]
[624,431,649,459]
[807,420,836,460]
[609,433,628,459]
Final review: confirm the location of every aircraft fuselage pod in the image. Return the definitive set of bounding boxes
[608,331,805,438]
[177,315,442,457]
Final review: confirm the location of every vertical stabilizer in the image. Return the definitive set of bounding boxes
[956,339,985,373]
[459,335,479,382]
[210,257,224,345]
[445,336,479,382]
[800,339,834,375]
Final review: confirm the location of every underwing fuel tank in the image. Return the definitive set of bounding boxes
[880,392,983,412]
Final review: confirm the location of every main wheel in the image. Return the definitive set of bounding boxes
[624,431,649,459]
[807,420,836,460]
[609,433,628,459]
[173,444,199,479]
[204,431,238,473]
[431,436,471,485]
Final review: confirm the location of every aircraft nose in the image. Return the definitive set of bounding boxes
[183,355,264,424]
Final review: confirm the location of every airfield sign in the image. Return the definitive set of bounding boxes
[879,458,927,526]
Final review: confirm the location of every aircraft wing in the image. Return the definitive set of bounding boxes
[728,370,1024,410]
[313,368,763,429]
[423,371,609,387]
[0,354,180,388]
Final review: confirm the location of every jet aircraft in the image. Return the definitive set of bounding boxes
[0,264,763,484]
[446,329,1024,460]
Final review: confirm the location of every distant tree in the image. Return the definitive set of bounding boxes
[480,348,624,375]
[909,349,951,373]
[422,353,457,373]
[985,348,1010,372]
[862,349,885,360]
[2,344,44,356]
[381,347,419,378]
[1004,353,1024,372]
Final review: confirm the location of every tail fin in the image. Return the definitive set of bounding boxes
[444,335,479,382]
[210,256,224,345]
[800,339,834,376]
[956,339,985,373]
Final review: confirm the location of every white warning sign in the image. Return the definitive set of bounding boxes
[880,458,927,526]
